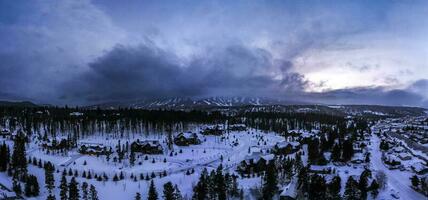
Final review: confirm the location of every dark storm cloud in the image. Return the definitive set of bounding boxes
[305,86,428,107]
[63,44,307,104]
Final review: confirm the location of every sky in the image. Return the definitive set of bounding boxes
[0,0,427,107]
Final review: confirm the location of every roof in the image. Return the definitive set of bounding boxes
[176,132,198,139]
[280,177,298,198]
[276,141,300,149]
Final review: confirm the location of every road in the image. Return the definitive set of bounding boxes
[369,134,425,200]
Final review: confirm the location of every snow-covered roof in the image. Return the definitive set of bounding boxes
[176,132,198,139]
[412,162,427,172]
[280,177,297,198]
[70,112,84,116]
[276,141,300,149]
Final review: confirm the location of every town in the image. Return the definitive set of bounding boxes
[0,105,426,200]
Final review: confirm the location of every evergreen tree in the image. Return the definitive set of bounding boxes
[0,142,10,171]
[368,179,379,198]
[344,176,361,200]
[148,180,158,200]
[308,174,327,200]
[331,143,341,162]
[90,184,99,200]
[358,169,371,200]
[163,182,175,200]
[82,182,89,200]
[59,174,68,200]
[327,175,341,200]
[173,185,183,200]
[135,192,141,200]
[130,150,136,166]
[68,177,80,200]
[215,165,226,200]
[411,175,420,188]
[25,174,40,197]
[46,194,56,200]
[45,162,55,195]
[11,133,27,180]
[342,140,354,161]
[193,168,208,200]
[262,160,278,200]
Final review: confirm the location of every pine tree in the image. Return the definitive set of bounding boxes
[130,150,136,166]
[25,174,40,197]
[344,176,361,200]
[163,181,175,200]
[193,168,208,200]
[262,160,278,200]
[368,179,379,198]
[342,140,354,161]
[328,175,341,200]
[173,185,183,200]
[215,165,226,200]
[68,177,80,200]
[331,143,341,162]
[59,174,68,200]
[148,180,158,200]
[82,182,89,200]
[0,142,10,171]
[46,194,56,200]
[411,175,420,188]
[90,184,99,200]
[11,133,27,180]
[45,162,55,194]
[135,192,141,200]
[359,169,371,200]
[308,174,327,200]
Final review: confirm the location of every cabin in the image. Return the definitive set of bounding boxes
[42,137,70,150]
[69,112,84,116]
[79,143,106,155]
[237,153,274,174]
[280,177,298,200]
[0,128,10,138]
[131,140,163,154]
[309,165,333,174]
[174,132,201,146]
[272,141,300,155]
[397,152,412,160]
[0,183,22,199]
[228,124,247,131]
[201,125,224,135]
[412,162,428,175]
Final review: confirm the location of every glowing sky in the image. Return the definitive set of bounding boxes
[0,0,427,106]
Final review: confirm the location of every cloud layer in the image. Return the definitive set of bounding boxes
[0,0,427,107]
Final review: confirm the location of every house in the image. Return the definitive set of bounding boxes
[392,146,405,153]
[174,132,201,146]
[69,112,84,116]
[228,124,247,131]
[272,141,300,155]
[237,153,274,174]
[201,125,224,135]
[0,128,10,138]
[0,183,22,199]
[280,177,298,200]
[309,165,332,174]
[412,162,428,175]
[397,152,412,160]
[42,137,70,150]
[131,140,163,154]
[79,143,106,155]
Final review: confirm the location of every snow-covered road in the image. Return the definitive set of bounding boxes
[370,134,425,200]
